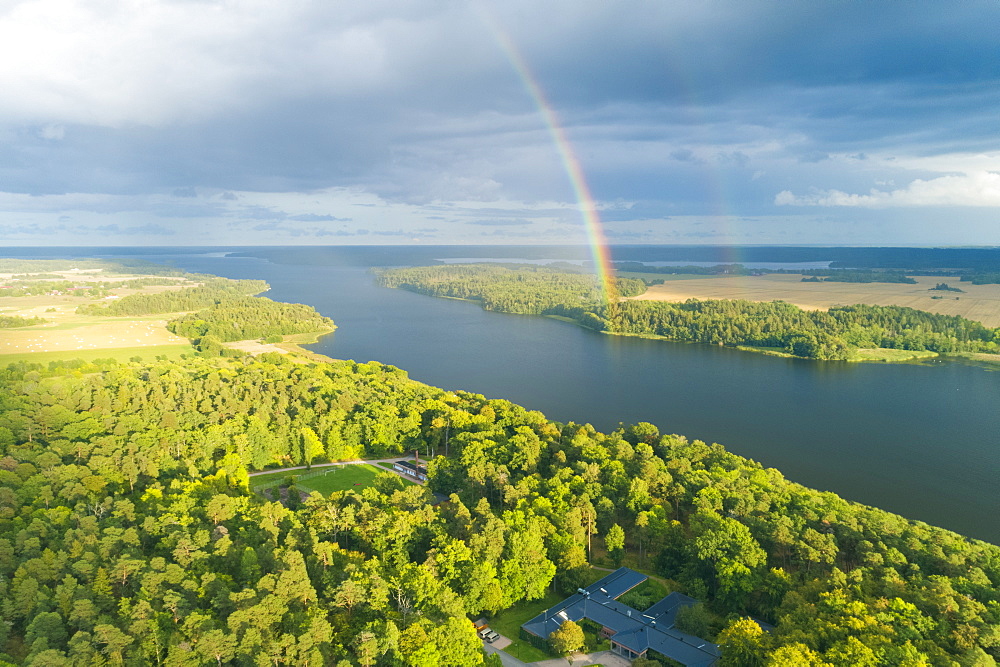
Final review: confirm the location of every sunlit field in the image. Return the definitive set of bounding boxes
[630,274,1000,327]
[0,270,195,359]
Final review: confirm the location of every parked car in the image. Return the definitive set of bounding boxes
[477,628,492,639]
[484,631,500,643]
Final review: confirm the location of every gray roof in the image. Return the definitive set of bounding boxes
[521,567,720,667]
[521,567,646,639]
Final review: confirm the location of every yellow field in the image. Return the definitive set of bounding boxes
[629,274,1000,327]
[0,271,194,359]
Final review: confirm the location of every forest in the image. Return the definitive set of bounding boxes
[1,349,999,666]
[377,265,1000,360]
[166,296,335,347]
[374,264,646,313]
[75,279,270,317]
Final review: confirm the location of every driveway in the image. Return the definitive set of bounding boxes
[484,641,632,667]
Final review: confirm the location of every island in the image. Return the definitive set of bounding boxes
[376,263,1000,364]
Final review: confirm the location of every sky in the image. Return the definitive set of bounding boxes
[1,0,999,247]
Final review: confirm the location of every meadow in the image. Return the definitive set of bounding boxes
[630,274,1000,327]
[249,464,413,495]
[0,270,195,360]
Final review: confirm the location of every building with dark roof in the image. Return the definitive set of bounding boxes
[520,567,720,666]
[392,459,428,482]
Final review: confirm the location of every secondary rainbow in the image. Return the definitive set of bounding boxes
[490,27,619,305]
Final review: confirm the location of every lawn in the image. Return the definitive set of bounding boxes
[0,343,195,366]
[488,591,565,663]
[249,464,413,495]
[852,347,938,362]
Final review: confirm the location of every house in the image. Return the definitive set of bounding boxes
[520,567,721,666]
[392,459,428,482]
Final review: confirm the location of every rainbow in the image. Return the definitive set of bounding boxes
[489,25,620,307]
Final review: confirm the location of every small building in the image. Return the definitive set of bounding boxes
[392,459,428,482]
[520,567,721,666]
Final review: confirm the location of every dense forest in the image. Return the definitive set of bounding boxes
[76,279,270,317]
[377,265,1000,360]
[167,296,336,346]
[1,351,999,666]
[374,264,646,313]
[602,300,999,360]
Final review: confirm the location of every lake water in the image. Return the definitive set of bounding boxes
[28,246,1000,543]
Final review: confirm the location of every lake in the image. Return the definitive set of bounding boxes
[28,246,1000,543]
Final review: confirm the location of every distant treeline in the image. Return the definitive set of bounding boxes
[613,262,759,276]
[0,280,84,297]
[0,257,190,276]
[378,265,1000,360]
[76,278,269,316]
[0,315,46,328]
[799,270,917,284]
[374,264,646,314]
[1,276,187,298]
[962,273,1000,285]
[615,263,919,284]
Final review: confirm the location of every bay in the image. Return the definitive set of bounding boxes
[43,246,1000,543]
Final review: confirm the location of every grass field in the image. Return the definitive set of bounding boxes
[486,568,611,662]
[488,591,564,663]
[852,348,939,362]
[630,274,1000,327]
[0,344,195,366]
[250,464,412,495]
[733,344,939,363]
[0,270,197,359]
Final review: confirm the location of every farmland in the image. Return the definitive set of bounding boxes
[0,269,196,360]
[630,273,1000,327]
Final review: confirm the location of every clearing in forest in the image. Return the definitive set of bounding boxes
[250,464,414,496]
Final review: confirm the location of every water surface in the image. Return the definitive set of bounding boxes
[28,246,1000,543]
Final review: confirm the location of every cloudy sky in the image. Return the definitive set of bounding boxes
[1,0,999,246]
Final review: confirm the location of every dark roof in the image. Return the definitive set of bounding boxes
[645,591,699,628]
[521,567,646,639]
[521,567,720,667]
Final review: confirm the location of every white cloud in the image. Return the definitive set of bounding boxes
[775,171,1000,208]
[0,0,444,127]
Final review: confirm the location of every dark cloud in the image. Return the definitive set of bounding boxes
[1,1,998,244]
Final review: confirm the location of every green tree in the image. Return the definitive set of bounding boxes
[605,523,625,567]
[717,618,768,667]
[549,620,585,657]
